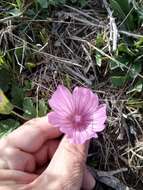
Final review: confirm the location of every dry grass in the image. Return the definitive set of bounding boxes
[0,1,143,189]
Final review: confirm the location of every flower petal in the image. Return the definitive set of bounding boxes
[48,85,107,144]
[72,87,99,115]
[48,112,73,138]
[70,129,98,144]
[90,104,107,132]
[60,127,73,138]
[49,85,73,116]
[48,112,71,128]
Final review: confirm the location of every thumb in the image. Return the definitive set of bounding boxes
[45,135,89,190]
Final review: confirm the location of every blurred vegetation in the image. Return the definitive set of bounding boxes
[109,0,143,107]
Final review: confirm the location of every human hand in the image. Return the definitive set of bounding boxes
[0,116,95,190]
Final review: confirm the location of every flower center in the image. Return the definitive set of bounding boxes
[74,115,82,123]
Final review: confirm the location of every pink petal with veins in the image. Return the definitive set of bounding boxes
[48,85,107,144]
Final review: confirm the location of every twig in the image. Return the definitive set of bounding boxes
[64,5,99,22]
[22,18,104,28]
[119,30,143,39]
[68,14,104,28]
[0,14,23,23]
[69,36,143,79]
[11,111,28,121]
[110,17,118,52]
[23,10,41,32]
[65,65,92,85]
[88,167,132,190]
[118,7,134,29]
[14,50,25,72]
[103,0,118,52]
[0,2,32,23]
[96,168,128,176]
[20,42,26,73]
[81,44,93,73]
[81,44,98,82]
[7,32,81,68]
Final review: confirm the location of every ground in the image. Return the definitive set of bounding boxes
[0,0,143,189]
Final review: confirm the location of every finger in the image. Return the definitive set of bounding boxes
[0,169,37,184]
[82,167,96,190]
[6,116,62,153]
[34,140,60,167]
[44,135,89,190]
[0,139,60,173]
[1,147,36,172]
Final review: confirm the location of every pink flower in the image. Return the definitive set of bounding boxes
[48,85,107,144]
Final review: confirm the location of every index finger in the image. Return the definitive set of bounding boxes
[5,116,62,153]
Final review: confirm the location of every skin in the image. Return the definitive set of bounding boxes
[0,116,95,190]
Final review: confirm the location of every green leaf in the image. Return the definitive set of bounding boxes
[96,53,102,67]
[0,89,14,115]
[113,0,131,14]
[109,0,134,30]
[25,62,37,71]
[132,0,143,19]
[110,56,128,70]
[8,8,21,16]
[0,54,4,65]
[135,37,143,48]
[110,60,119,70]
[48,0,65,6]
[127,81,143,94]
[38,99,48,117]
[129,63,142,78]
[11,85,25,108]
[88,159,97,167]
[111,76,127,87]
[118,43,134,56]
[0,119,20,137]
[37,0,48,8]
[0,69,11,92]
[23,98,36,119]
[16,0,22,9]
[96,34,105,48]
[71,0,87,7]
[110,0,126,20]
[64,74,72,89]
[23,80,32,91]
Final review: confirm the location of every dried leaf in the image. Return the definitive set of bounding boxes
[0,89,13,115]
